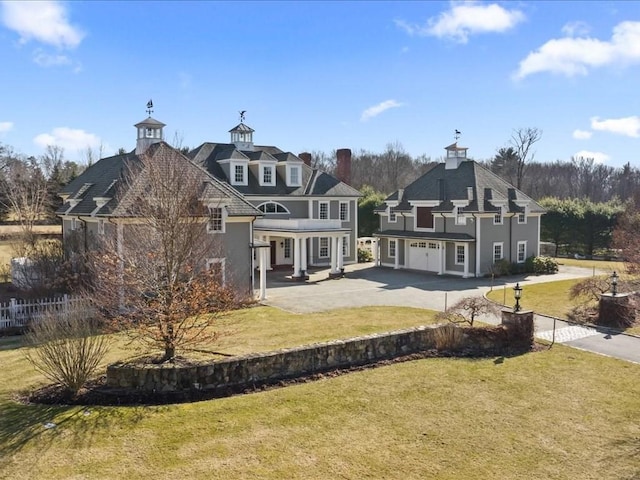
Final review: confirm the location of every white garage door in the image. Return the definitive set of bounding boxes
[408,241,440,272]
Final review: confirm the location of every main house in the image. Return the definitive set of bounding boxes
[57,111,361,299]
[374,142,544,277]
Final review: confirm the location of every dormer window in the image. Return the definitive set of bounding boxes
[389,210,397,223]
[288,165,301,186]
[455,206,466,225]
[260,164,276,186]
[230,161,248,186]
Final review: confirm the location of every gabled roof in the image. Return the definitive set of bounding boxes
[381,160,544,214]
[58,142,261,218]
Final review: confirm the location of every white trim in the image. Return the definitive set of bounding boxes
[493,242,504,262]
[98,219,105,235]
[413,206,436,232]
[455,243,465,266]
[517,212,527,224]
[259,164,276,187]
[256,201,290,214]
[230,161,248,186]
[493,213,503,225]
[339,201,349,222]
[454,206,466,226]
[287,164,302,187]
[319,237,330,258]
[389,239,396,258]
[517,240,527,263]
[70,217,77,231]
[206,258,226,285]
[206,205,227,233]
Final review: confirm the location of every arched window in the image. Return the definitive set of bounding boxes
[256,201,290,214]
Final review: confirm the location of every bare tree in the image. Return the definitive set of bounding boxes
[510,127,542,190]
[90,144,244,362]
[436,296,499,326]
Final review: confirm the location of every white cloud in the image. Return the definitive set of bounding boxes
[360,100,404,122]
[573,150,610,164]
[591,115,640,138]
[561,21,590,37]
[34,127,102,152]
[1,0,84,49]
[514,21,640,79]
[33,49,71,67]
[572,129,592,140]
[395,2,524,44]
[0,121,13,134]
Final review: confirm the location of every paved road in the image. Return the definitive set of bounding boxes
[263,263,640,364]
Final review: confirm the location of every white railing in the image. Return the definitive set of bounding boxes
[254,218,343,231]
[0,294,79,331]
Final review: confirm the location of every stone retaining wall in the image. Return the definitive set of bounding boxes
[107,320,530,393]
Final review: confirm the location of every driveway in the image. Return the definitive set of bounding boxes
[262,263,640,364]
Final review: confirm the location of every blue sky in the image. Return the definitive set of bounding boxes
[1,1,640,168]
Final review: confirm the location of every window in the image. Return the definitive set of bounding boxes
[389,239,396,258]
[234,164,245,184]
[257,201,289,214]
[518,212,527,224]
[456,244,465,265]
[416,207,434,229]
[454,206,466,225]
[517,241,527,263]
[339,201,349,221]
[284,238,291,259]
[341,236,349,257]
[206,258,226,285]
[319,201,329,220]
[289,166,301,186]
[494,213,503,225]
[98,219,105,235]
[70,218,77,231]
[263,166,273,184]
[319,237,329,258]
[428,242,438,249]
[493,242,503,262]
[389,210,397,223]
[207,206,225,233]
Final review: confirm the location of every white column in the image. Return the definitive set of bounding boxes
[337,236,344,271]
[438,241,444,275]
[259,248,267,300]
[293,237,301,277]
[265,235,272,270]
[373,238,379,266]
[463,243,469,278]
[330,236,338,273]
[301,237,308,273]
[394,240,399,270]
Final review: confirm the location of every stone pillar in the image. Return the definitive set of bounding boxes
[501,309,534,353]
[599,293,634,329]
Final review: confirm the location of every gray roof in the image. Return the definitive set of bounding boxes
[58,142,261,218]
[228,122,255,133]
[189,142,361,198]
[374,230,475,242]
[134,116,166,128]
[382,160,544,214]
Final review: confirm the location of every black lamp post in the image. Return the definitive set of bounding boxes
[611,271,618,296]
[513,282,523,312]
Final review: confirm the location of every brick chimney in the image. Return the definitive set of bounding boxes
[336,148,352,185]
[299,152,312,166]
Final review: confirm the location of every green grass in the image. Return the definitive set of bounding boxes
[1,306,639,479]
[554,256,624,272]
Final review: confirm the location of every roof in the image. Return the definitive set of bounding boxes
[58,142,261,218]
[134,116,166,128]
[189,142,361,198]
[228,122,255,133]
[374,230,475,242]
[381,160,544,214]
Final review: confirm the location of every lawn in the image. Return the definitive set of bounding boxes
[1,305,639,479]
[554,256,624,273]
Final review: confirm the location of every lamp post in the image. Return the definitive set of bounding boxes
[513,282,522,312]
[611,271,618,296]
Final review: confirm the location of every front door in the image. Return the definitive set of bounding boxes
[270,241,277,266]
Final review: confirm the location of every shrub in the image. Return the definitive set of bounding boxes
[532,256,559,274]
[433,323,464,351]
[26,300,110,397]
[357,247,373,263]
[490,259,511,277]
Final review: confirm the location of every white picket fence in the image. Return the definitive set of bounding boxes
[0,294,80,331]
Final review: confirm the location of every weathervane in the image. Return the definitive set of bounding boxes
[146,99,154,116]
[239,110,246,123]
[454,129,461,141]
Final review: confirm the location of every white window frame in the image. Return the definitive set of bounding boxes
[260,164,276,186]
[257,201,290,214]
[454,206,466,226]
[518,212,527,224]
[389,239,396,258]
[388,209,397,223]
[207,206,226,234]
[98,219,105,235]
[339,201,349,221]
[230,162,247,186]
[517,241,527,263]
[283,238,291,259]
[70,217,77,231]
[341,235,350,257]
[319,237,329,258]
[493,242,503,262]
[206,258,226,285]
[319,201,329,220]
[455,244,465,266]
[493,213,503,225]
[287,165,301,187]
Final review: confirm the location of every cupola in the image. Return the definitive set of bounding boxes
[229,110,254,151]
[135,100,165,154]
[445,142,468,169]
